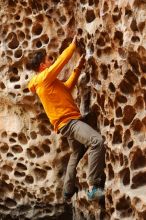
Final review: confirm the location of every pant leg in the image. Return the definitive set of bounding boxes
[63,137,86,194]
[66,120,105,186]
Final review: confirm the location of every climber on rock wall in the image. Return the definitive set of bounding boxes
[27,35,105,203]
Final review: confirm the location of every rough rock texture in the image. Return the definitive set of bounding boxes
[0,0,146,219]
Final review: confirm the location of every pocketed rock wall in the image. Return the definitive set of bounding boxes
[0,0,146,219]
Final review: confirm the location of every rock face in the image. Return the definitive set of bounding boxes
[0,0,146,219]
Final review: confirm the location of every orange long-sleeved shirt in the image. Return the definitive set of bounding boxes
[28,42,82,132]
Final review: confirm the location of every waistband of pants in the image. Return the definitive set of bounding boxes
[59,119,78,136]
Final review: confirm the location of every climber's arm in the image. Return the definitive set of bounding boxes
[64,54,85,91]
[38,36,77,85]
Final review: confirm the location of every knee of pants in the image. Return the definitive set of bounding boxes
[90,135,103,147]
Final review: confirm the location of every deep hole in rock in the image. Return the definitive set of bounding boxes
[34,167,47,181]
[130,19,138,32]
[10,75,20,82]
[8,37,19,50]
[123,129,131,145]
[16,21,23,28]
[112,125,123,144]
[116,107,122,118]
[57,28,65,37]
[11,144,23,153]
[24,18,32,26]
[141,77,146,86]
[0,82,5,89]
[25,175,34,184]
[41,34,49,44]
[144,89,146,105]
[18,132,27,144]
[59,15,66,24]
[36,40,42,48]
[110,118,114,127]
[32,23,43,35]
[2,165,13,172]
[130,148,146,170]
[114,31,123,45]
[1,131,7,138]
[78,28,83,35]
[108,163,114,180]
[132,171,146,189]
[23,88,29,93]
[32,146,44,157]
[14,84,21,89]
[112,12,121,22]
[7,0,16,6]
[142,116,146,127]
[138,21,145,32]
[118,47,127,59]
[16,163,27,170]
[124,69,139,85]
[123,105,136,125]
[119,79,134,94]
[119,153,124,166]
[125,7,132,16]
[85,9,96,23]
[107,194,113,205]
[0,143,9,153]
[115,93,127,103]
[109,82,116,92]
[88,0,94,5]
[108,97,114,109]
[97,49,102,57]
[14,49,22,59]
[134,96,144,110]
[5,198,17,208]
[29,1,42,11]
[100,64,108,79]
[36,14,44,22]
[116,196,131,211]
[96,37,105,47]
[131,36,140,42]
[120,167,130,185]
[25,75,28,80]
[26,148,36,158]
[80,0,87,4]
[30,131,37,139]
[22,40,28,48]
[128,52,140,74]
[14,171,25,177]
[17,30,25,41]
[22,95,36,103]
[38,123,51,136]
[103,46,112,55]
[9,137,16,143]
[41,144,50,153]
[103,1,109,13]
[128,140,134,149]
[68,16,75,28]
[131,118,143,132]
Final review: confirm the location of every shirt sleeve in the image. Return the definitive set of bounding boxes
[36,42,76,86]
[64,67,81,91]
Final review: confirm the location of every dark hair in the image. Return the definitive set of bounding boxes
[26,50,46,71]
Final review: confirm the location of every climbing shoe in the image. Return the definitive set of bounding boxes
[87,186,104,202]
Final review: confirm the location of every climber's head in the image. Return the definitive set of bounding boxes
[27,50,53,72]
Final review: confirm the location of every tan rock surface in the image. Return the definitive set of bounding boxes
[0,0,146,219]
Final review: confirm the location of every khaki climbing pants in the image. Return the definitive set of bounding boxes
[60,119,105,194]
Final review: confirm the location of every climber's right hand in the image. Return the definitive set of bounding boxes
[72,35,77,45]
